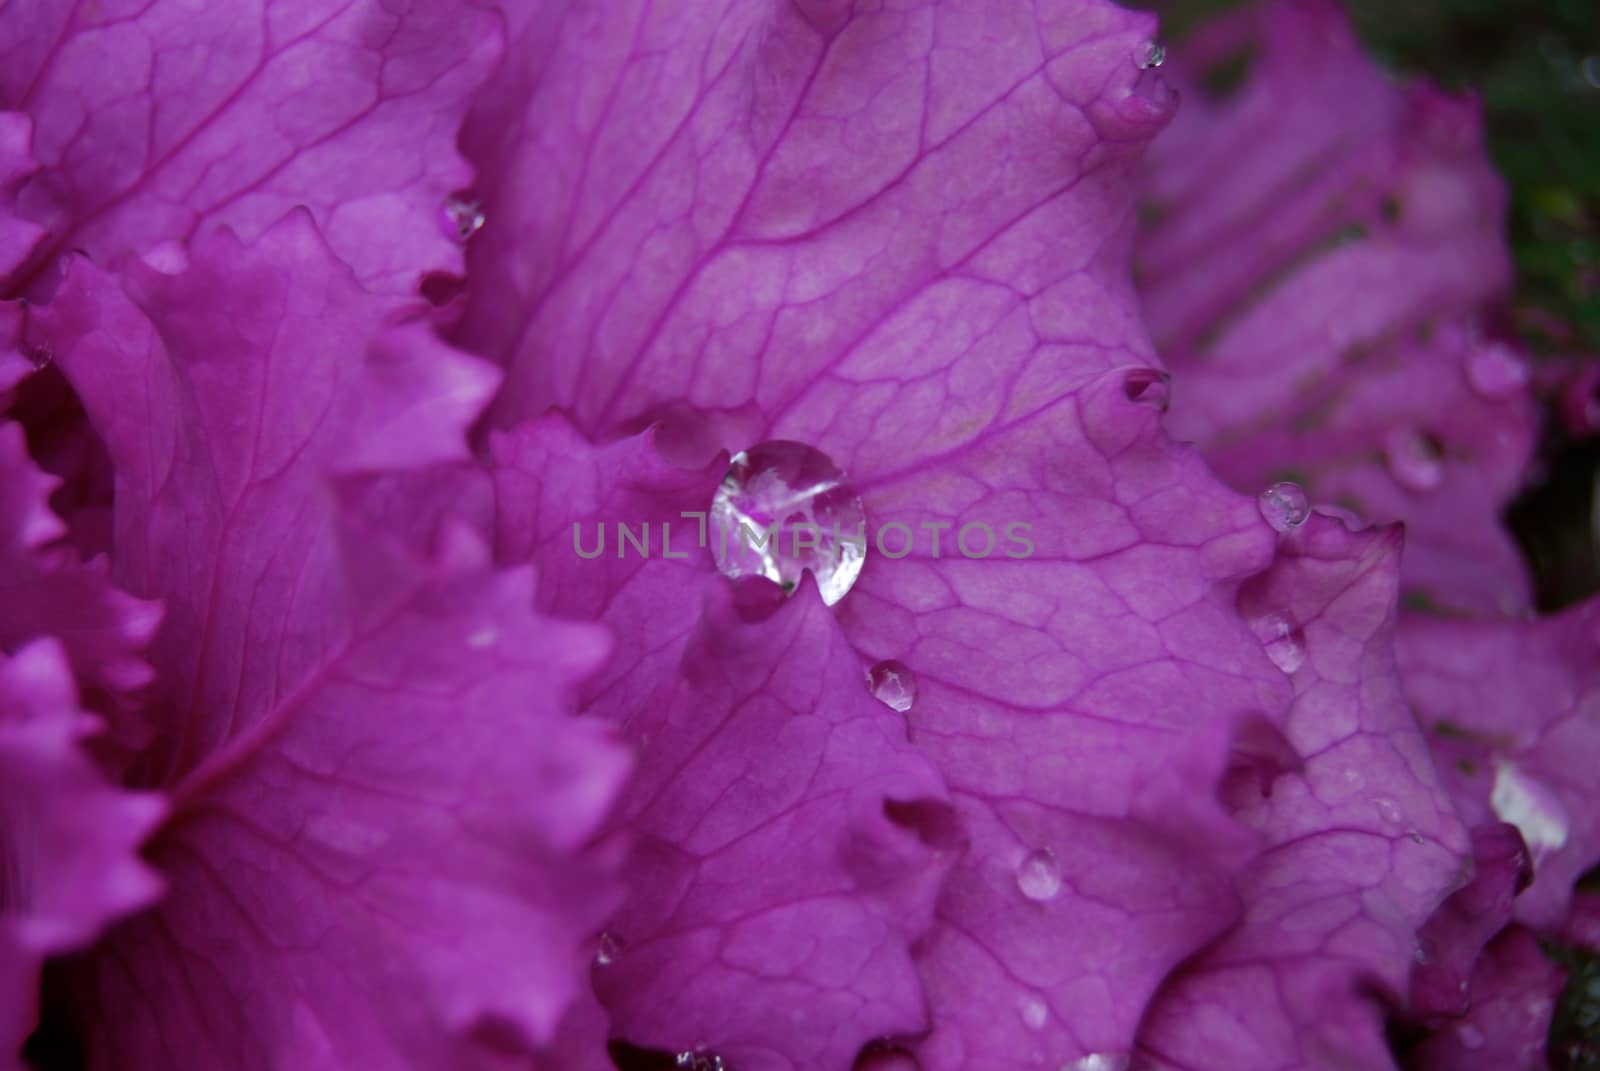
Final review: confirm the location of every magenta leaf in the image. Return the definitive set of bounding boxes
[492,418,954,1070]
[1136,515,1468,1071]
[1136,0,1534,614]
[0,419,158,737]
[0,0,500,294]
[1410,823,1532,1023]
[32,215,632,1069]
[461,0,1181,446]
[1407,927,1564,1071]
[832,368,1292,1071]
[0,638,163,1069]
[459,2,1320,1065]
[0,110,42,397]
[1397,600,1600,931]
[0,110,41,283]
[591,585,954,1071]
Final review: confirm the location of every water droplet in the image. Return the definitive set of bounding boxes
[1384,429,1444,493]
[1122,368,1171,412]
[866,660,916,713]
[1373,797,1402,825]
[442,193,485,242]
[1252,611,1306,674]
[1019,994,1048,1030]
[1456,1023,1485,1051]
[675,1051,725,1071]
[1464,344,1529,400]
[1258,481,1310,532]
[1139,41,1166,69]
[1064,1055,1130,1071]
[1015,848,1062,902]
[594,931,622,967]
[710,441,867,606]
[21,341,52,371]
[1489,760,1570,862]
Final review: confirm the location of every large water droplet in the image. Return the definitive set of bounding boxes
[1465,344,1528,400]
[442,193,485,242]
[1258,481,1310,532]
[867,660,916,713]
[675,1050,725,1071]
[710,441,867,606]
[1489,760,1570,862]
[1139,41,1166,69]
[1015,848,1062,902]
[1019,994,1048,1030]
[1252,611,1306,674]
[1384,429,1444,493]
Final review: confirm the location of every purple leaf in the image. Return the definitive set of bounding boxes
[1409,823,1532,1023]
[1136,516,1468,1071]
[1136,0,1533,615]
[0,0,501,294]
[0,638,163,1069]
[1397,600,1600,930]
[0,111,42,284]
[459,2,1317,1065]
[33,215,632,1070]
[1407,927,1564,1071]
[492,418,954,1071]
[0,418,158,741]
[0,110,42,398]
[460,0,1180,446]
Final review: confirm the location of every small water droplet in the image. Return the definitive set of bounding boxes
[1252,611,1306,674]
[1384,429,1444,493]
[442,193,485,242]
[1464,344,1528,400]
[594,931,622,967]
[1123,368,1171,412]
[710,441,867,606]
[1019,993,1048,1030]
[675,1050,725,1071]
[1489,760,1570,862]
[866,660,916,713]
[1258,481,1310,532]
[1016,848,1062,902]
[21,341,53,371]
[1139,41,1166,69]
[1456,1023,1485,1051]
[1373,797,1402,825]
